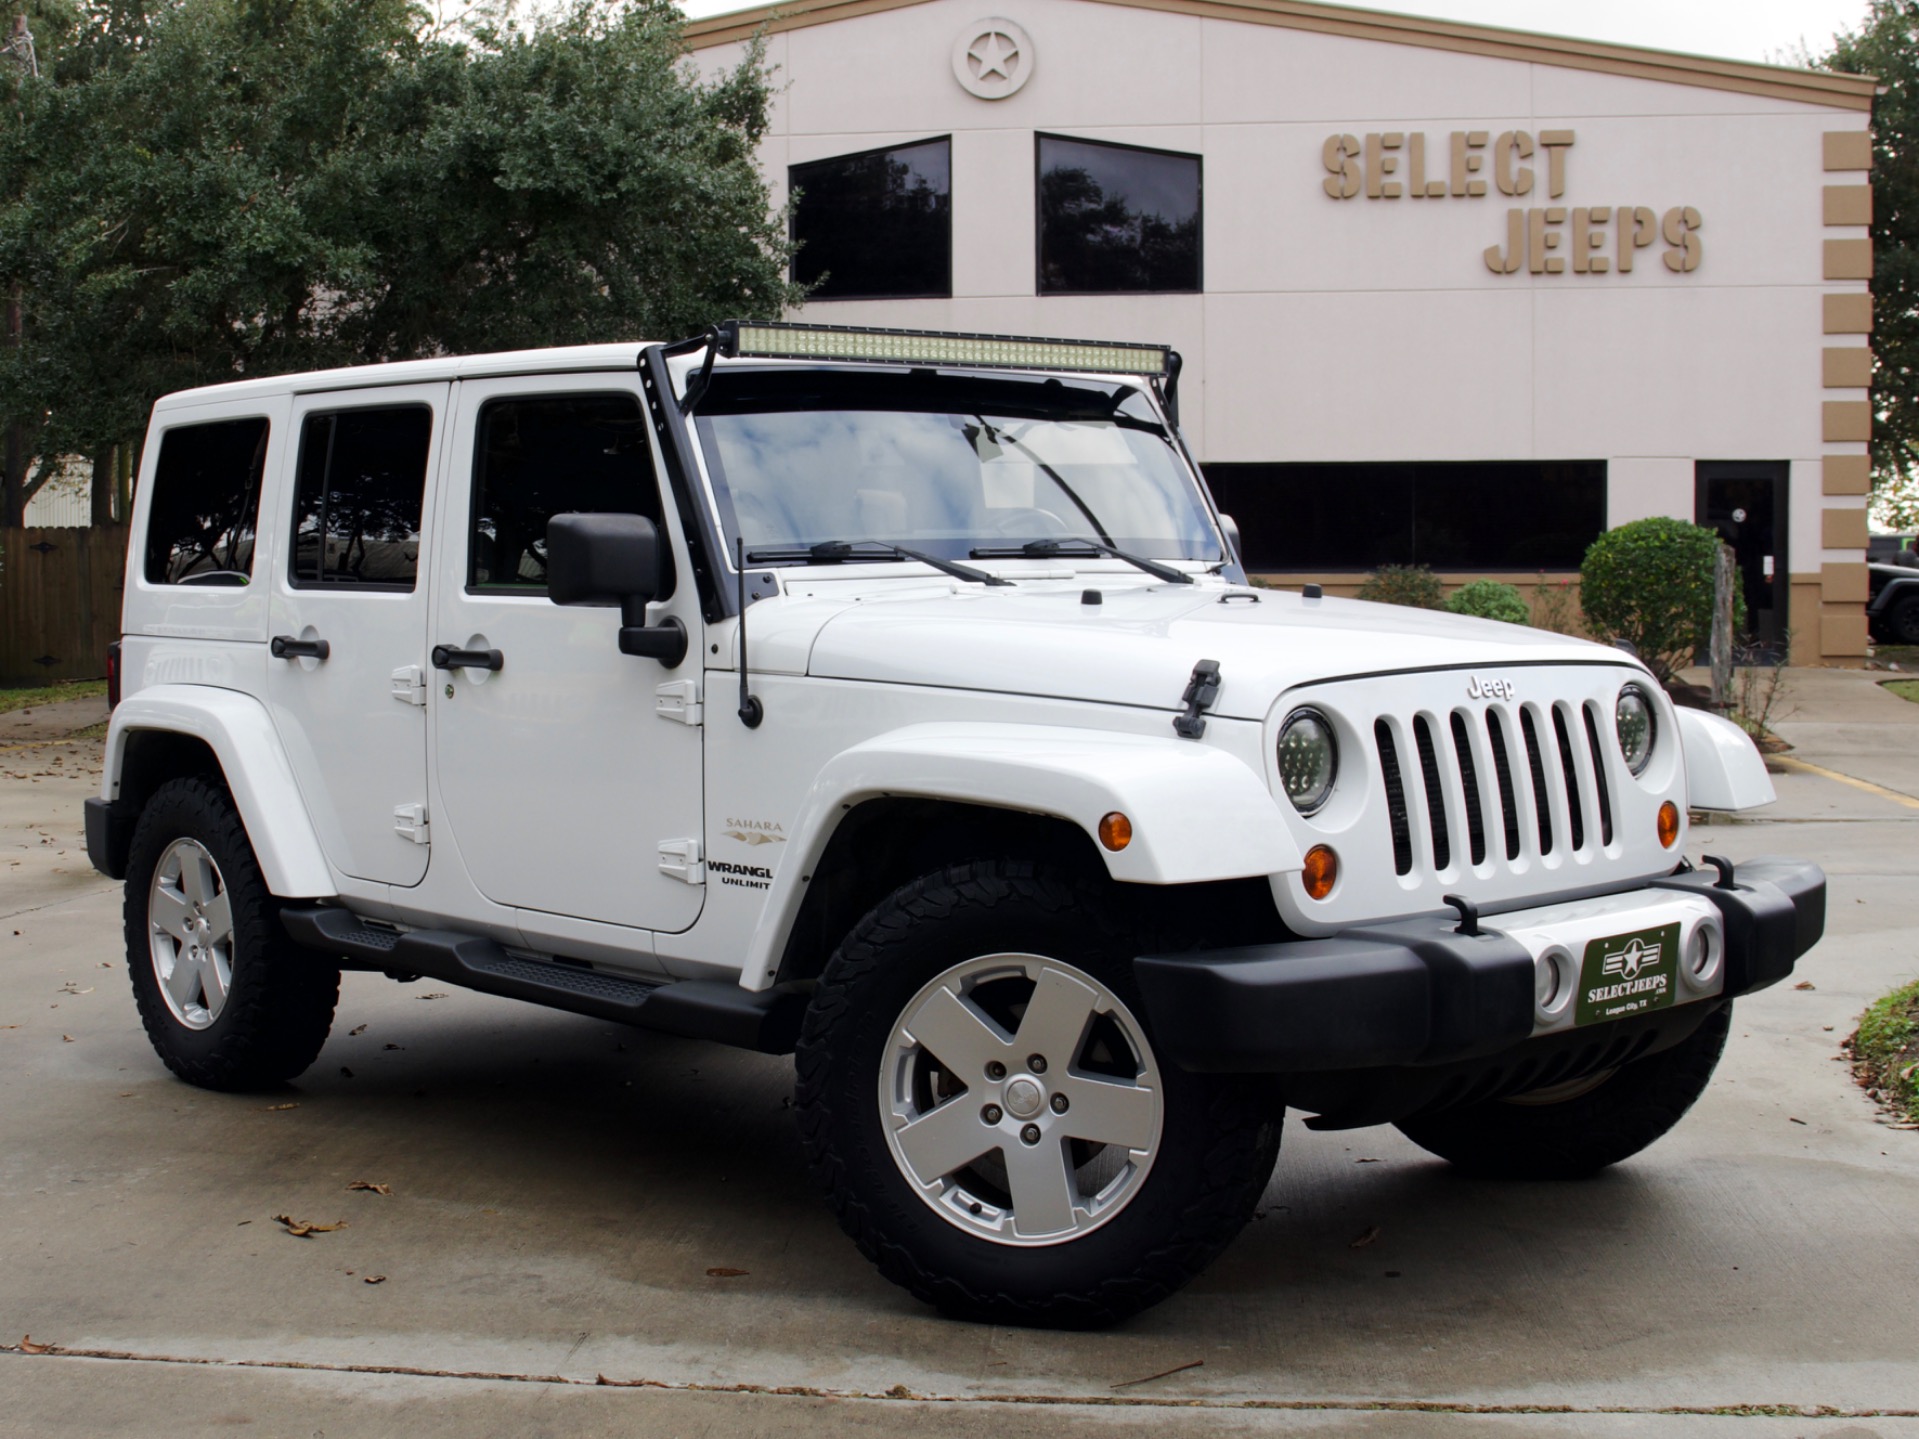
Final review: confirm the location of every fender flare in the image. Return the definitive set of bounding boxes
[740,722,1300,988]
[1674,707,1775,812]
[103,686,336,897]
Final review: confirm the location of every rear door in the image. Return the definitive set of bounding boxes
[265,385,448,887]
[429,375,706,933]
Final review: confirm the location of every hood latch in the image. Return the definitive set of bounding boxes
[1173,659,1222,739]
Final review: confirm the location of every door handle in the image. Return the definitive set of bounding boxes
[270,635,331,661]
[432,645,504,673]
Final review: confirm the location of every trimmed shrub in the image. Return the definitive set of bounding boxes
[1579,518,1726,682]
[1444,579,1530,626]
[1357,564,1444,610]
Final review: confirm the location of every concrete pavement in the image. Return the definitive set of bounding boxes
[3,708,1918,1437]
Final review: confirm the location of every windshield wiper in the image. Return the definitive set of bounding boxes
[968,537,1194,585]
[746,539,1013,587]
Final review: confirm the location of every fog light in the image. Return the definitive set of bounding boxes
[1683,921,1722,990]
[1098,812,1132,851]
[1302,844,1338,900]
[1534,946,1574,1021]
[1657,801,1680,848]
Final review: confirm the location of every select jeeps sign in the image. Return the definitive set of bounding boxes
[1576,922,1682,1027]
[1320,129,1702,276]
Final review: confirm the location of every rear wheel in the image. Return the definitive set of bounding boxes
[124,777,339,1091]
[1887,593,1919,647]
[795,861,1279,1328]
[1393,1002,1732,1179]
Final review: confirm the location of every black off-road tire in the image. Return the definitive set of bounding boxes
[1394,1001,1733,1180]
[1888,593,1919,648]
[794,860,1281,1328]
[124,777,339,1091]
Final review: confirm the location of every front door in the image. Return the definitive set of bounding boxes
[430,376,706,934]
[266,385,447,887]
[1696,461,1789,656]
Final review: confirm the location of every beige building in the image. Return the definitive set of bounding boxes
[687,0,1878,663]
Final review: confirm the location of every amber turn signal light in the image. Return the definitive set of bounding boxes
[1098,812,1133,851]
[1657,801,1680,849]
[1302,844,1338,900]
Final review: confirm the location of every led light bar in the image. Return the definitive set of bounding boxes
[725,321,1171,379]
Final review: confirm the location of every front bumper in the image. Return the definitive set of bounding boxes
[1134,856,1824,1075]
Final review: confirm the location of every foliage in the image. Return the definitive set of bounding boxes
[1530,572,1578,635]
[1846,977,1919,1126]
[0,676,105,712]
[1443,578,1530,625]
[1826,4,1919,531]
[1356,563,1443,610]
[1729,634,1792,742]
[0,0,801,523]
[1578,517,1725,683]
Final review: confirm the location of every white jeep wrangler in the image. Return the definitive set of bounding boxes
[88,322,1823,1327]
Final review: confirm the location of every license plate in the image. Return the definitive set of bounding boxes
[1574,922,1681,1027]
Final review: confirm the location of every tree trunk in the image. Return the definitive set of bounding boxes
[1710,542,1736,711]
[91,445,116,527]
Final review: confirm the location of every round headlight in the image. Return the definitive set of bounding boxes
[1615,685,1656,776]
[1277,708,1338,814]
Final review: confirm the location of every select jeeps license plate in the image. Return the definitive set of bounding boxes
[1574,922,1681,1027]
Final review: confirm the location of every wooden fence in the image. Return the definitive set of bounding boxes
[0,526,126,684]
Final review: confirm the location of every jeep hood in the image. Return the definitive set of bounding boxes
[760,580,1629,721]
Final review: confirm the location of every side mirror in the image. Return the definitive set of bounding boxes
[1217,513,1243,566]
[546,513,686,667]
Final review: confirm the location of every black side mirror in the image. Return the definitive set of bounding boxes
[546,513,686,667]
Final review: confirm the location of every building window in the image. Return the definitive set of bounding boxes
[1205,461,1608,571]
[1037,134,1201,295]
[143,417,270,585]
[790,138,951,300]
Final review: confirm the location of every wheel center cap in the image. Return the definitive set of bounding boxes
[1003,1076,1044,1119]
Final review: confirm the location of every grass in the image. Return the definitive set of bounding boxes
[1883,679,1919,705]
[1877,644,1919,669]
[0,678,107,715]
[1847,979,1919,1126]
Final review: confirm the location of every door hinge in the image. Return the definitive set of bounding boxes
[655,678,703,726]
[658,838,704,884]
[390,666,428,707]
[393,803,430,844]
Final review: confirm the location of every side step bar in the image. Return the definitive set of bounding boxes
[280,907,806,1055]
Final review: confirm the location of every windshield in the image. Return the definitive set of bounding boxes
[691,368,1224,567]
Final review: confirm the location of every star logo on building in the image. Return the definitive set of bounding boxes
[952,18,1034,99]
[967,29,1018,82]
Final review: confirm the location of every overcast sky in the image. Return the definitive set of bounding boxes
[673,0,1874,67]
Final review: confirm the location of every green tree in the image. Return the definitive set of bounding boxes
[0,0,799,525]
[1827,2,1919,530]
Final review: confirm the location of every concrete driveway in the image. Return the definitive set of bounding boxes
[4,687,1918,1438]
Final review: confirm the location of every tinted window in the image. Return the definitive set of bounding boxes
[290,407,432,589]
[791,138,951,300]
[470,393,668,592]
[1037,135,1201,294]
[1206,461,1607,571]
[143,417,269,585]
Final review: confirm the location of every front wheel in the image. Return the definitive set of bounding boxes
[795,862,1279,1328]
[1393,1001,1733,1180]
[124,777,339,1091]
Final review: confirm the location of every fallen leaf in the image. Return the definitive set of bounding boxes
[417,992,449,1001]
[1788,1117,1807,1126]
[1794,981,1816,991]
[272,1214,347,1237]
[384,1043,404,1051]
[263,1102,299,1112]
[348,1024,367,1037]
[1111,1359,1203,1389]
[60,1035,73,1043]
[347,1181,391,1196]
[1349,1225,1381,1249]
[363,1275,387,1285]
[886,1385,914,1399]
[1355,1157,1381,1164]
[18,1335,51,1355]
[705,1267,749,1278]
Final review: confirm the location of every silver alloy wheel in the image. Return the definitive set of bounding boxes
[879,953,1163,1246]
[147,837,235,1031]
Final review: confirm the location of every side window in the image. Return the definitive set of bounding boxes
[290,406,433,589]
[1036,134,1202,295]
[143,417,269,585]
[469,393,670,593]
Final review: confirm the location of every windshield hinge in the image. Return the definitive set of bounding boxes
[1173,659,1221,739]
